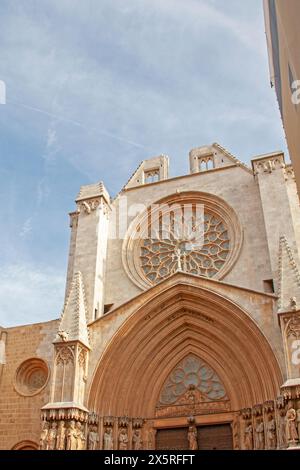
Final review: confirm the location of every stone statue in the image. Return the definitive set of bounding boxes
[88,425,99,450]
[118,428,129,450]
[244,423,253,450]
[39,421,49,450]
[266,416,276,450]
[278,411,287,448]
[132,429,142,450]
[188,426,198,450]
[76,421,86,450]
[172,248,182,271]
[103,427,113,450]
[255,419,264,450]
[290,297,298,311]
[66,420,77,450]
[47,422,57,450]
[286,406,298,445]
[147,428,155,450]
[296,409,300,440]
[57,329,69,342]
[56,421,66,450]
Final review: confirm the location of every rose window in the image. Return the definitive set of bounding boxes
[140,211,230,284]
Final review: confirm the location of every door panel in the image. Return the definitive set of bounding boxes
[197,424,233,450]
[156,428,188,450]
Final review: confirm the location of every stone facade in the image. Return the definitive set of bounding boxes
[1,143,300,450]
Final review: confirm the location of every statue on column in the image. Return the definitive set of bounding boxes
[147,428,156,450]
[118,428,129,450]
[66,420,78,450]
[75,422,86,450]
[278,410,287,448]
[103,427,113,450]
[244,422,253,450]
[47,422,58,450]
[187,426,198,450]
[266,416,276,449]
[255,419,264,450]
[296,408,300,441]
[286,405,298,446]
[88,425,99,450]
[56,421,66,450]
[132,429,142,450]
[39,421,49,450]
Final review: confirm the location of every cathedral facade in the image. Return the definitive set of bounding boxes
[1,143,300,450]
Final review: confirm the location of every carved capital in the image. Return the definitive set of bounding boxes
[264,400,275,413]
[252,153,285,175]
[103,416,115,427]
[252,404,263,417]
[240,408,252,420]
[132,418,144,429]
[118,416,130,428]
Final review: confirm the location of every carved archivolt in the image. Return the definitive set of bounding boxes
[122,192,243,290]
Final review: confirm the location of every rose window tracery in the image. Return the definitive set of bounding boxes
[158,355,227,406]
[140,211,230,284]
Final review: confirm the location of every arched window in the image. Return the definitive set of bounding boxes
[12,440,38,450]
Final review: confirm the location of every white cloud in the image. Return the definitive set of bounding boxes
[0,264,65,327]
[19,217,33,238]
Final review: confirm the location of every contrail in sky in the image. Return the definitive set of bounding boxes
[9,100,147,149]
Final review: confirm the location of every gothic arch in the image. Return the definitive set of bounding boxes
[88,277,283,418]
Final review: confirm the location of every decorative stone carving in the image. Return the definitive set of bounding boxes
[75,421,86,450]
[78,198,101,215]
[241,408,252,420]
[56,421,66,450]
[39,421,49,450]
[88,411,99,425]
[41,407,89,423]
[118,416,130,428]
[158,355,227,406]
[266,415,276,450]
[47,422,57,450]
[278,410,287,449]
[103,427,113,450]
[132,418,143,429]
[147,427,156,450]
[231,416,240,450]
[252,154,285,175]
[156,355,229,418]
[56,330,69,342]
[14,358,49,397]
[254,419,264,450]
[140,210,230,284]
[296,408,300,442]
[132,429,143,450]
[103,416,114,427]
[122,192,243,290]
[244,422,253,450]
[66,420,78,450]
[56,346,74,365]
[118,428,129,450]
[187,426,198,450]
[286,405,298,446]
[88,425,99,450]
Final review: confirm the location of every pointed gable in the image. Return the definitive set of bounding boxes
[54,271,90,348]
[278,236,300,312]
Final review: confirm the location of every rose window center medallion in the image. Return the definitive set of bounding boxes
[140,211,230,284]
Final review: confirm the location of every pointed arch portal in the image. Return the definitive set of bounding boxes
[88,278,283,449]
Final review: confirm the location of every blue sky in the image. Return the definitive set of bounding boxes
[0,0,287,327]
